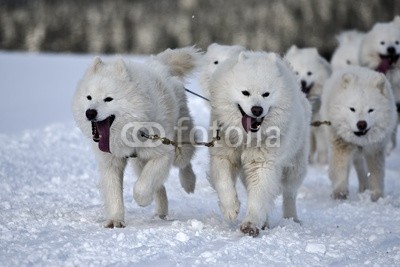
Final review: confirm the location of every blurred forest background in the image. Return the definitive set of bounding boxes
[1,0,400,59]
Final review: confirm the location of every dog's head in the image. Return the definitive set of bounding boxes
[285,46,331,95]
[327,68,396,146]
[331,30,365,70]
[72,57,141,153]
[361,17,400,73]
[210,51,301,136]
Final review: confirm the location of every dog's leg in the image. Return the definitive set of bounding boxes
[154,185,168,219]
[133,155,173,207]
[315,127,329,165]
[329,139,354,200]
[179,163,196,194]
[353,154,368,193]
[210,154,240,222]
[386,124,397,155]
[97,152,127,228]
[365,148,385,201]
[309,131,316,164]
[131,158,168,217]
[241,155,281,237]
[173,106,197,194]
[281,150,307,224]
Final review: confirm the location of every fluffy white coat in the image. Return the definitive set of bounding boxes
[199,43,245,99]
[331,30,365,70]
[359,16,400,153]
[72,47,199,227]
[285,46,331,164]
[208,50,311,237]
[321,66,397,201]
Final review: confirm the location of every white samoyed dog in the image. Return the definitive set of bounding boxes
[331,30,365,70]
[208,50,311,237]
[72,47,199,228]
[359,16,400,153]
[199,43,245,99]
[321,66,397,201]
[285,46,331,164]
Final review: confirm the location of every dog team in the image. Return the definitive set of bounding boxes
[72,16,399,237]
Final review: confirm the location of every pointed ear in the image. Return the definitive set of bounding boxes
[88,57,103,74]
[375,73,389,96]
[310,47,319,54]
[287,45,299,56]
[208,43,218,50]
[341,73,355,89]
[393,15,400,26]
[268,52,280,63]
[335,32,345,44]
[114,58,129,79]
[238,51,248,62]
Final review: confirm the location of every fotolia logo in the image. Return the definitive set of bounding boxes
[121,118,280,148]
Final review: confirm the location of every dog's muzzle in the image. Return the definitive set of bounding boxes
[238,104,265,133]
[377,52,400,74]
[87,112,115,153]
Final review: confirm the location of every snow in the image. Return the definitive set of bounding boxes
[1,52,400,266]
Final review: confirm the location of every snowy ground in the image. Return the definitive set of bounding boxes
[1,52,400,266]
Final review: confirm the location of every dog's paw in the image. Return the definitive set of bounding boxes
[240,222,260,237]
[331,190,348,200]
[370,191,383,202]
[219,199,240,221]
[179,164,196,194]
[104,220,125,229]
[134,192,153,207]
[180,169,196,194]
[133,182,154,207]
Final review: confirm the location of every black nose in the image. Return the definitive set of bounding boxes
[86,109,97,121]
[387,46,396,55]
[251,106,263,117]
[300,80,309,93]
[356,120,367,131]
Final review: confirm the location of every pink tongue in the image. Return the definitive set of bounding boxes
[242,115,256,133]
[376,58,391,74]
[96,118,111,153]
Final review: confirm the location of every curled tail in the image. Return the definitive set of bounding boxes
[155,46,201,79]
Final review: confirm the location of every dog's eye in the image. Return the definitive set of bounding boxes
[87,95,92,100]
[368,109,374,113]
[350,107,355,112]
[307,71,313,76]
[104,97,113,102]
[396,41,399,45]
[262,92,270,97]
[242,90,250,96]
[214,60,219,65]
[380,41,385,45]
[346,60,351,65]
[295,71,299,75]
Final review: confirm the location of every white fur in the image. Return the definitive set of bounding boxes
[285,46,331,164]
[208,50,311,236]
[71,47,199,227]
[321,66,397,201]
[359,16,400,153]
[331,30,365,70]
[199,43,245,99]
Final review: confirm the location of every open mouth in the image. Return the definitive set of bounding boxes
[91,115,115,153]
[301,82,314,95]
[238,104,265,133]
[377,54,400,74]
[354,128,370,137]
